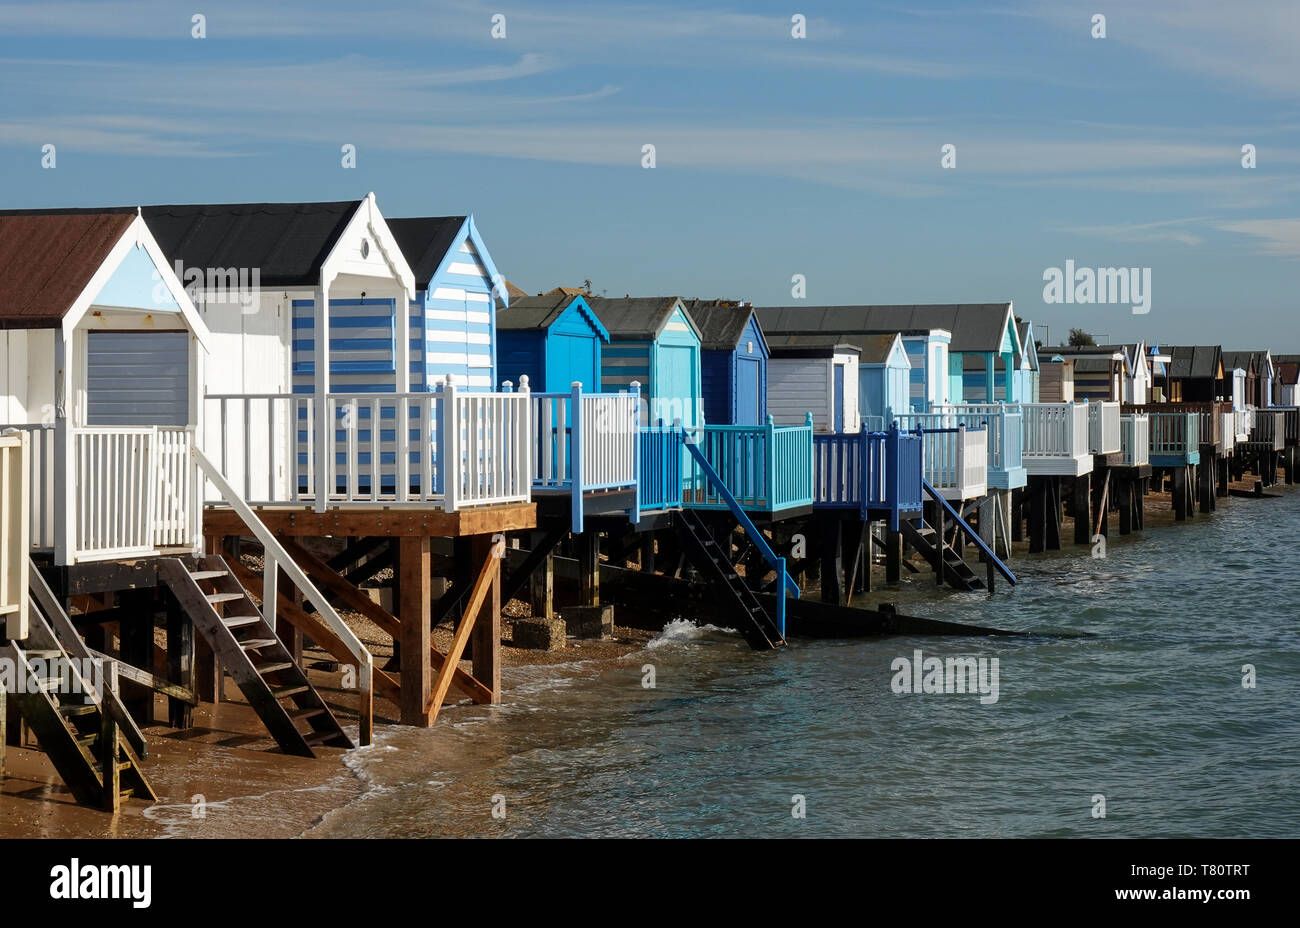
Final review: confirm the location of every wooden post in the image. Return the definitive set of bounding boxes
[165,593,194,729]
[528,529,554,620]
[884,527,902,583]
[578,530,600,607]
[470,534,501,704]
[1173,465,1188,520]
[820,517,843,604]
[1117,476,1133,536]
[639,534,656,574]
[100,661,120,814]
[1045,478,1062,551]
[118,588,155,725]
[398,535,432,727]
[1010,488,1024,542]
[1073,474,1091,546]
[1028,478,1045,554]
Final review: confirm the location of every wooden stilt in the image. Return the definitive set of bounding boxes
[528,529,554,620]
[1045,478,1062,551]
[821,517,844,605]
[426,548,501,725]
[470,535,502,704]
[1073,474,1091,546]
[1028,478,1045,554]
[577,531,600,607]
[398,536,432,727]
[165,592,194,729]
[884,527,902,583]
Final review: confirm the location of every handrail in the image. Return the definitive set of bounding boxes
[192,446,374,745]
[920,479,1017,584]
[681,432,800,602]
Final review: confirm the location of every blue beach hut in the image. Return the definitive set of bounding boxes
[682,300,769,426]
[497,291,608,392]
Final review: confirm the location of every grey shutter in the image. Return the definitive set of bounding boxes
[86,331,190,426]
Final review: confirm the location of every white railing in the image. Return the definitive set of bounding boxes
[0,424,55,551]
[204,385,533,511]
[578,392,639,490]
[1221,412,1237,453]
[1088,401,1122,455]
[193,446,374,747]
[1121,414,1150,467]
[0,430,30,639]
[911,424,987,500]
[1235,406,1254,441]
[927,403,1024,477]
[1021,403,1089,459]
[72,426,200,562]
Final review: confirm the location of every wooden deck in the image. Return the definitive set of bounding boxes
[203,501,535,539]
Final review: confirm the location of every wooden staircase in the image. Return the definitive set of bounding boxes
[673,509,785,650]
[158,556,352,757]
[900,518,984,592]
[1,581,157,810]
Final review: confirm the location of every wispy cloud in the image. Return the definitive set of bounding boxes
[1216,218,1300,256]
[1060,217,1211,246]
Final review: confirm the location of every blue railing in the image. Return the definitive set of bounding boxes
[639,424,685,511]
[681,415,814,513]
[682,434,799,637]
[812,426,923,530]
[921,479,1017,585]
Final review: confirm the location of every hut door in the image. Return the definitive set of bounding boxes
[555,333,597,391]
[86,331,190,426]
[833,363,846,433]
[735,357,761,425]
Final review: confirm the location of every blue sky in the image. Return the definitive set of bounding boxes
[1,0,1298,347]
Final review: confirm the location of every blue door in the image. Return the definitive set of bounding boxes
[833,363,845,433]
[735,357,761,425]
[554,333,597,392]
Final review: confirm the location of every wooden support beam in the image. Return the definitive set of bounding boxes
[1028,479,1045,554]
[165,592,194,729]
[278,538,493,705]
[577,531,600,607]
[884,527,902,583]
[426,548,501,725]
[820,516,844,605]
[398,536,432,726]
[503,527,565,607]
[470,535,502,704]
[225,556,402,704]
[1073,474,1092,546]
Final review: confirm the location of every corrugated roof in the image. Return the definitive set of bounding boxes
[139,200,361,288]
[0,209,136,328]
[584,296,688,339]
[680,300,755,350]
[1165,345,1222,380]
[389,216,466,290]
[753,303,1012,353]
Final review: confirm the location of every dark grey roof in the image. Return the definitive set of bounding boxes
[1071,357,1115,374]
[1220,351,1257,374]
[1165,345,1222,380]
[753,303,1012,353]
[680,300,757,350]
[496,292,598,333]
[389,216,466,290]
[140,201,362,288]
[584,296,691,340]
[765,333,860,356]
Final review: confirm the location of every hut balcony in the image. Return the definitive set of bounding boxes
[1121,413,1151,467]
[812,427,923,529]
[1124,402,1230,453]
[1145,410,1201,466]
[1247,409,1286,452]
[2,422,201,566]
[1220,411,1237,454]
[921,403,1027,490]
[1087,401,1122,456]
[201,383,532,513]
[522,379,640,532]
[679,416,814,516]
[1018,402,1095,477]
[892,414,989,501]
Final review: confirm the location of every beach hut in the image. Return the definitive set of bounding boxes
[388,215,506,390]
[1038,354,1075,403]
[681,300,769,426]
[754,303,1019,405]
[585,296,704,427]
[1274,355,1299,406]
[0,207,211,564]
[496,291,608,392]
[1223,350,1275,408]
[1015,321,1041,403]
[1163,346,1226,403]
[764,335,860,433]
[855,333,912,428]
[1051,345,1127,402]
